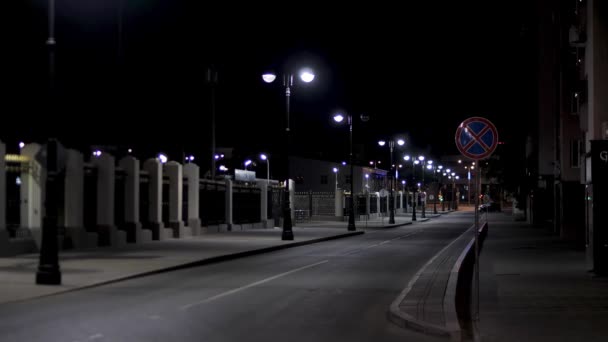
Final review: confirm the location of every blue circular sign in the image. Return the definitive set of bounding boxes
[455,117,498,160]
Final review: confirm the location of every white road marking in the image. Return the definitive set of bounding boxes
[88,334,103,340]
[180,260,329,311]
[341,231,419,256]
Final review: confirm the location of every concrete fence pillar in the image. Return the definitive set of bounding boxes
[143,158,172,240]
[164,161,190,238]
[259,181,269,227]
[225,178,233,231]
[183,163,201,235]
[92,153,126,247]
[119,156,151,243]
[20,143,44,248]
[335,189,343,217]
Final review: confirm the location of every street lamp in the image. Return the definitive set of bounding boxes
[417,157,429,218]
[332,167,339,192]
[260,154,270,186]
[333,112,369,231]
[404,155,417,221]
[263,68,315,240]
[451,172,456,210]
[378,138,405,224]
[244,159,252,170]
[426,162,434,216]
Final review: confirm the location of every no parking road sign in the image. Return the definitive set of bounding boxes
[455,117,498,160]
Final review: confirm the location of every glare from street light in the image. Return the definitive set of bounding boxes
[418,156,425,161]
[427,160,433,164]
[378,140,386,146]
[333,114,345,123]
[332,167,338,173]
[244,160,252,167]
[426,164,432,170]
[260,154,268,161]
[262,73,276,83]
[404,155,411,161]
[18,142,25,149]
[300,69,315,83]
[414,160,420,165]
[158,154,168,163]
[342,161,347,166]
[397,139,405,146]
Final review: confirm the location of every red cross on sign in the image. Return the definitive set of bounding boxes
[455,117,499,160]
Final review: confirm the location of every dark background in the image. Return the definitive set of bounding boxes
[3,1,536,174]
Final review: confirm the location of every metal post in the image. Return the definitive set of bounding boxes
[421,163,426,218]
[389,141,395,224]
[267,158,270,186]
[433,168,438,214]
[348,115,356,231]
[36,1,61,285]
[474,165,481,321]
[208,68,218,179]
[36,140,61,285]
[282,74,294,240]
[411,162,417,221]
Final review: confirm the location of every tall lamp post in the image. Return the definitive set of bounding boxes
[378,138,405,224]
[417,156,426,218]
[263,68,315,240]
[404,155,417,221]
[435,165,443,214]
[333,112,369,231]
[260,154,270,186]
[426,161,437,215]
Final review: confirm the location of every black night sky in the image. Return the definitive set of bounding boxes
[4,0,535,173]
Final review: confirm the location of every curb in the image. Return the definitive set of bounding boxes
[387,223,477,340]
[5,231,365,304]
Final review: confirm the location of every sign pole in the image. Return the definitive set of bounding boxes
[474,165,480,321]
[455,116,499,324]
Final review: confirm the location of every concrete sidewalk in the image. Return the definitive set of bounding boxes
[476,213,608,342]
[0,214,433,306]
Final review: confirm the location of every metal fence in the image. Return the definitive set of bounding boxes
[294,191,335,217]
[199,180,226,225]
[233,185,261,224]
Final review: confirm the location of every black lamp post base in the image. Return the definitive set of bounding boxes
[36,265,61,285]
[347,213,356,231]
[389,210,395,224]
[281,230,294,240]
[282,207,294,240]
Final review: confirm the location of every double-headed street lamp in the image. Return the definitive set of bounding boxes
[263,68,315,240]
[333,112,369,231]
[378,138,405,224]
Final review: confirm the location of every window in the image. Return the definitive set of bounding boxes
[570,139,581,168]
[320,175,328,185]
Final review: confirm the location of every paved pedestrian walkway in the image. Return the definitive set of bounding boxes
[475,213,608,342]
